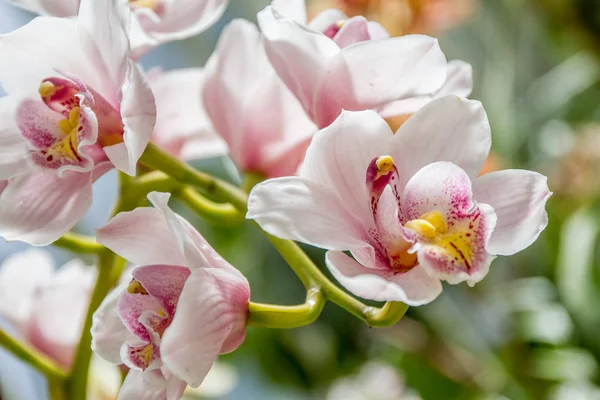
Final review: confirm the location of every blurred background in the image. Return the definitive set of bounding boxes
[2,0,600,399]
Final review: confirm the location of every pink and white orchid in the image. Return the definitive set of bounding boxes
[247,96,551,306]
[0,0,156,245]
[202,19,316,178]
[91,191,250,399]
[257,2,449,128]
[0,249,96,367]
[8,0,228,55]
[149,68,227,161]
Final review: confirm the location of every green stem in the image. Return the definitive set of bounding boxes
[175,187,243,225]
[0,329,68,382]
[52,232,103,254]
[248,289,325,329]
[140,143,408,328]
[66,249,116,399]
[139,143,247,211]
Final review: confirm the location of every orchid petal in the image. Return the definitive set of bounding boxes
[132,265,191,315]
[104,60,156,176]
[118,369,186,400]
[326,251,442,305]
[0,97,28,179]
[96,207,187,268]
[0,249,54,332]
[161,267,249,388]
[258,5,340,117]
[314,35,447,127]
[92,283,137,364]
[393,96,491,189]
[29,259,95,367]
[0,170,92,245]
[333,16,370,48]
[7,0,79,16]
[78,0,130,95]
[271,0,307,24]
[300,110,395,228]
[473,170,551,256]
[150,68,225,161]
[248,177,368,250]
[307,8,347,32]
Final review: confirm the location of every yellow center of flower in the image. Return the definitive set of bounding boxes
[405,211,476,271]
[336,19,346,28]
[127,280,149,295]
[38,81,59,99]
[375,155,395,179]
[128,0,160,11]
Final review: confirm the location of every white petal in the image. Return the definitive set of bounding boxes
[0,96,28,179]
[308,8,347,32]
[257,5,340,118]
[78,0,131,95]
[0,170,92,245]
[104,60,156,176]
[393,96,491,188]
[0,249,54,331]
[6,0,79,16]
[300,110,395,228]
[473,170,551,256]
[314,35,447,127]
[118,369,186,400]
[161,267,250,387]
[271,0,307,24]
[96,208,186,267]
[247,177,368,250]
[150,68,225,160]
[92,283,137,364]
[326,251,442,305]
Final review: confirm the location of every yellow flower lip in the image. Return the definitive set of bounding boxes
[127,279,149,295]
[404,211,448,239]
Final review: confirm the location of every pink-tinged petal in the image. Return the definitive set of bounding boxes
[473,170,551,256]
[118,289,164,343]
[366,21,389,40]
[333,16,370,48]
[146,191,233,272]
[121,341,161,371]
[0,249,54,332]
[161,267,250,387]
[260,135,313,178]
[272,0,307,23]
[0,97,29,179]
[96,207,187,267]
[314,35,447,127]
[7,0,79,16]
[247,177,368,250]
[77,0,130,98]
[393,96,491,189]
[300,110,395,228]
[377,59,473,118]
[118,369,186,400]
[29,259,95,367]
[150,68,226,161]
[402,162,498,284]
[136,0,227,45]
[326,251,442,305]
[258,6,340,118]
[307,8,347,32]
[0,18,104,98]
[0,170,92,245]
[133,265,191,315]
[92,283,137,364]
[104,60,156,176]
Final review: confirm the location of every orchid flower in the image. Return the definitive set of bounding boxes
[248,96,551,306]
[149,68,227,161]
[7,0,228,55]
[257,1,449,128]
[91,192,250,399]
[202,19,317,178]
[0,0,156,245]
[0,249,96,368]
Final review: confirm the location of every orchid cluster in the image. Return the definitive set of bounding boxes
[0,0,550,399]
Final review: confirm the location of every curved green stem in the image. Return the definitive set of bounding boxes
[140,143,408,328]
[139,143,247,211]
[0,329,68,383]
[52,232,103,254]
[175,187,243,225]
[67,248,117,399]
[248,289,325,329]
